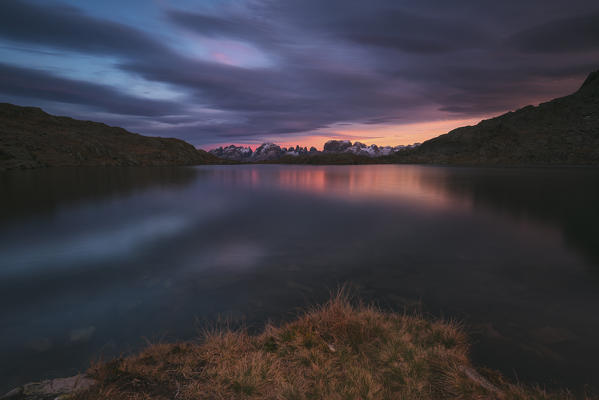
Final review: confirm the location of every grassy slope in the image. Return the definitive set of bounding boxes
[0,103,221,170]
[76,293,588,400]
[396,71,599,166]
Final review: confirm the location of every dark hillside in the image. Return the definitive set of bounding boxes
[0,103,219,171]
[403,70,599,165]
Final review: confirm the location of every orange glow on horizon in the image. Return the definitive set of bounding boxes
[202,117,488,151]
[326,117,488,147]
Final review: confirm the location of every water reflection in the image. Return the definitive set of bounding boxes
[208,165,599,268]
[1,165,598,393]
[0,167,200,221]
[421,167,599,267]
[208,165,473,210]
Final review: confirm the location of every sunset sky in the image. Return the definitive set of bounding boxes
[0,0,597,149]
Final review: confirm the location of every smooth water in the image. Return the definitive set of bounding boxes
[1,165,598,392]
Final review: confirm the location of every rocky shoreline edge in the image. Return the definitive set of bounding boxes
[3,292,593,400]
[1,374,95,400]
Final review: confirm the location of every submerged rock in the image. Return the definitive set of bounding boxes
[69,326,96,343]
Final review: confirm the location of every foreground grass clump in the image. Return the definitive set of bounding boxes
[77,293,580,400]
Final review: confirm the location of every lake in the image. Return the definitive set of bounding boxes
[1,164,598,393]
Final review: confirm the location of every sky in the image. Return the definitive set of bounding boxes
[0,0,598,150]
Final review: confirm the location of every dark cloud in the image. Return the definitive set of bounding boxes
[120,52,426,138]
[331,9,492,54]
[507,12,599,53]
[0,0,597,146]
[389,61,599,114]
[0,63,183,116]
[167,10,273,44]
[0,0,168,57]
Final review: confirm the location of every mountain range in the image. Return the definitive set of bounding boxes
[208,141,420,162]
[211,70,599,166]
[1,70,597,170]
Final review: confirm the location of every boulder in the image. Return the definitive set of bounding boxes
[1,374,95,400]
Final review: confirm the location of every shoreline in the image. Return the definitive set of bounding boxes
[4,294,596,400]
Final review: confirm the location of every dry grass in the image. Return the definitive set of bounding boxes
[76,291,590,400]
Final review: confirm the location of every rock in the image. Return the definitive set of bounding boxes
[253,143,283,161]
[460,366,503,397]
[323,140,352,153]
[209,145,253,161]
[0,387,22,399]
[1,374,95,400]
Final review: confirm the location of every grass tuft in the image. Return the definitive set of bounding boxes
[75,291,595,400]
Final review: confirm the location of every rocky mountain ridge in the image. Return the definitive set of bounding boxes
[3,70,597,169]
[209,140,421,162]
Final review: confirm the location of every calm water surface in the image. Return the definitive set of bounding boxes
[1,165,599,392]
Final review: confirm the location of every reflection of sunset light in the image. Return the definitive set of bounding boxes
[211,165,473,210]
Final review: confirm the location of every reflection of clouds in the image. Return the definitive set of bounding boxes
[0,179,240,279]
[25,338,53,353]
[0,214,190,276]
[203,241,265,270]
